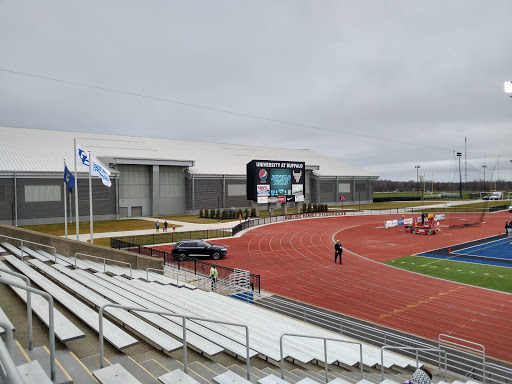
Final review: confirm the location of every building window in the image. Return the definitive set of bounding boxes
[228,184,245,196]
[0,185,5,202]
[25,185,61,202]
[338,183,350,193]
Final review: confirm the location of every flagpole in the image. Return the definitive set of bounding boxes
[89,150,94,244]
[74,139,79,241]
[64,160,68,238]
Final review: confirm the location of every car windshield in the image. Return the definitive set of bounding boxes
[198,241,211,247]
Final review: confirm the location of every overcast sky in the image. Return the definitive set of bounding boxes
[1,1,511,182]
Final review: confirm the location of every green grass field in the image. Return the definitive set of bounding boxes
[384,255,512,294]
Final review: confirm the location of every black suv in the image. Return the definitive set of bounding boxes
[171,240,227,260]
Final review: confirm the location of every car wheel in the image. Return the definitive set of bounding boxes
[412,229,417,234]
[179,253,187,261]
[427,229,433,236]
[212,252,221,260]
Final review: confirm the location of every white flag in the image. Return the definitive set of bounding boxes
[75,143,112,187]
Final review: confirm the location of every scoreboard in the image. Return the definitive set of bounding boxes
[246,160,305,203]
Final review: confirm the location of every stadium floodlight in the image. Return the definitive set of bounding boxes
[457,152,462,199]
[415,165,420,194]
[505,81,512,94]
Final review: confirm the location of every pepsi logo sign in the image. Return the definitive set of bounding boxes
[259,169,268,181]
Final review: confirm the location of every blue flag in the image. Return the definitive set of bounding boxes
[64,165,76,193]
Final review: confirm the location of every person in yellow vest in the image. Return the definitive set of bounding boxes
[209,264,218,291]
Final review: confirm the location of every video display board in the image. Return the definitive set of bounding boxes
[247,160,305,203]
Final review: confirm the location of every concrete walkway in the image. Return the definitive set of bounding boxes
[75,218,243,242]
[74,200,491,242]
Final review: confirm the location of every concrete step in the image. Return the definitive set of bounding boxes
[25,346,73,384]
[227,363,261,383]
[107,354,160,383]
[157,357,209,384]
[55,349,98,384]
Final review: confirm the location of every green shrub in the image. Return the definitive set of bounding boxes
[210,209,215,219]
[199,209,203,218]
[307,203,312,213]
[221,209,227,219]
[302,203,307,213]
[250,208,257,217]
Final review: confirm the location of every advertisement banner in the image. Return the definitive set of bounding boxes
[277,196,286,203]
[257,196,268,204]
[257,184,270,196]
[295,194,304,202]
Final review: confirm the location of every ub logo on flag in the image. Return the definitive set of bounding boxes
[75,143,111,187]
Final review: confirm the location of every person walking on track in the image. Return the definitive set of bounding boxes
[334,240,343,264]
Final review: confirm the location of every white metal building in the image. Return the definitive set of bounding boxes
[0,127,379,225]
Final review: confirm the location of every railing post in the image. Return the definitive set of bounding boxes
[323,339,328,382]
[0,278,56,381]
[0,268,33,351]
[20,240,24,260]
[183,317,187,373]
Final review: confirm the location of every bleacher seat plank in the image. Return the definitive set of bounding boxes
[213,370,252,384]
[258,373,289,384]
[83,271,228,356]
[28,259,180,353]
[69,268,224,355]
[4,244,51,263]
[142,280,315,364]
[1,242,30,259]
[35,250,72,266]
[328,378,353,384]
[158,369,200,384]
[111,276,265,359]
[202,290,413,369]
[93,363,142,384]
[16,360,53,384]
[379,379,400,384]
[0,260,85,342]
[295,378,319,384]
[3,255,137,350]
[0,306,15,336]
[49,264,184,353]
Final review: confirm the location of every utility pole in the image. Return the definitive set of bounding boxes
[415,165,420,194]
[482,165,487,193]
[457,152,462,199]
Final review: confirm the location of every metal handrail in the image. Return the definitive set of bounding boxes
[0,235,56,261]
[0,277,56,381]
[74,252,132,278]
[98,303,251,380]
[381,346,447,382]
[438,334,485,382]
[0,267,33,350]
[280,334,363,382]
[0,325,25,384]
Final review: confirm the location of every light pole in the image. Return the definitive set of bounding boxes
[457,152,462,199]
[415,165,420,194]
[482,165,487,193]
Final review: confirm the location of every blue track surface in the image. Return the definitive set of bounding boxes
[416,237,512,267]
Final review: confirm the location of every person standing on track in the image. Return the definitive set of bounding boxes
[209,264,218,291]
[334,240,343,264]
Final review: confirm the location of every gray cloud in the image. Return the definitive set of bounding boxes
[1,0,511,182]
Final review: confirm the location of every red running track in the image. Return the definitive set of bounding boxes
[157,211,512,362]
